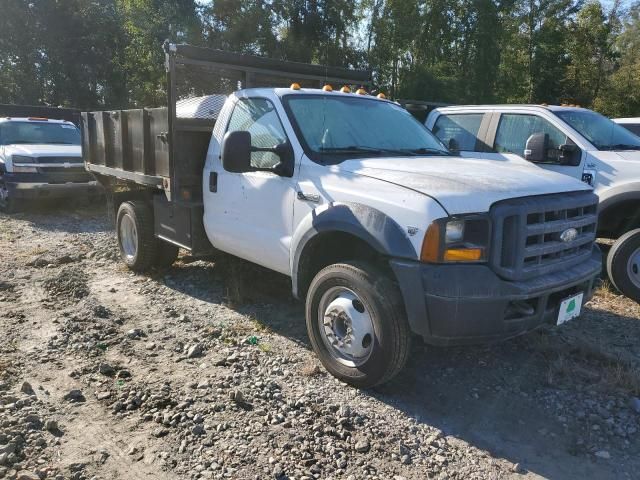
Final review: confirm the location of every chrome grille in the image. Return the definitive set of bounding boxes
[490,191,598,281]
[36,156,84,173]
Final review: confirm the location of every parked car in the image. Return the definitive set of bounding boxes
[426,105,640,303]
[0,116,100,213]
[83,45,601,387]
[613,117,640,136]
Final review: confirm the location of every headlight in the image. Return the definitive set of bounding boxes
[12,155,37,173]
[445,220,465,243]
[421,215,491,263]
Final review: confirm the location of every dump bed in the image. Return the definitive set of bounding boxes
[82,43,371,203]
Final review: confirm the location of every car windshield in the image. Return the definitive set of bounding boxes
[283,94,449,164]
[554,110,640,151]
[0,121,80,146]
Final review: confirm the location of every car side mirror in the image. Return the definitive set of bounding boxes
[524,133,549,162]
[221,131,252,173]
[270,142,294,177]
[448,138,460,153]
[559,143,581,166]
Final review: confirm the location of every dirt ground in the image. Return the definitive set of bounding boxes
[0,200,639,480]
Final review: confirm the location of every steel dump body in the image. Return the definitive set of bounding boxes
[81,43,371,253]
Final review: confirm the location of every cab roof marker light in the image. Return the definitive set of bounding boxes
[356,88,368,95]
[377,93,386,99]
[340,86,351,93]
[322,84,333,92]
[290,83,301,90]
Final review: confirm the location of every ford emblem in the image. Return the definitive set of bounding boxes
[560,228,578,243]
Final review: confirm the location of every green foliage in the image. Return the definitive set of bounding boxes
[0,0,638,116]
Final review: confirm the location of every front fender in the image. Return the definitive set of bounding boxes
[290,202,418,298]
[598,182,640,212]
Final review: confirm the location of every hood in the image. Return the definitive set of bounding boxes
[612,150,640,161]
[3,144,81,158]
[336,156,591,214]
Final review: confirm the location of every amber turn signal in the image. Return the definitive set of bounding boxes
[420,222,441,262]
[443,248,483,262]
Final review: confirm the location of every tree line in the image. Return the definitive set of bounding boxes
[0,0,638,117]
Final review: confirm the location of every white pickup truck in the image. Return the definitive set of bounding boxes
[83,45,601,387]
[0,116,100,212]
[426,105,640,303]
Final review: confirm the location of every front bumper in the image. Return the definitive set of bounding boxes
[390,246,601,346]
[3,172,101,199]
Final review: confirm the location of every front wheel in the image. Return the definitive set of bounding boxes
[0,180,17,213]
[607,229,640,303]
[305,261,411,388]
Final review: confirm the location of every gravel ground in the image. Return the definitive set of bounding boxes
[0,200,639,480]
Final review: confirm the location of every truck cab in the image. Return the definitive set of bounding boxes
[426,105,640,302]
[0,117,99,212]
[83,44,601,388]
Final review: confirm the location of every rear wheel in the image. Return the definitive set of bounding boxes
[305,261,411,388]
[607,229,640,303]
[116,201,159,271]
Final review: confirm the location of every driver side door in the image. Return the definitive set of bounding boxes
[205,97,296,275]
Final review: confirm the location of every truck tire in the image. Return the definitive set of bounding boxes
[305,261,411,388]
[116,201,158,271]
[607,228,640,303]
[0,180,16,214]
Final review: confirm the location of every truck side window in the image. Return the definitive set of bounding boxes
[432,114,483,151]
[494,114,567,162]
[227,98,288,169]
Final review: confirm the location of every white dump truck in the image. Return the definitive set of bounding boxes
[83,44,601,387]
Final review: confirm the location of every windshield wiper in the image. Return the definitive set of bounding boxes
[400,147,451,156]
[319,145,449,157]
[47,141,76,145]
[319,146,385,154]
[600,143,640,151]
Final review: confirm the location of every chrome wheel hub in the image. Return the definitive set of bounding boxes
[318,287,374,367]
[119,214,138,260]
[628,247,640,289]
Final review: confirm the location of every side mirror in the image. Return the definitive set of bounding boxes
[448,138,460,152]
[524,133,548,162]
[270,142,295,177]
[221,131,251,173]
[559,143,581,166]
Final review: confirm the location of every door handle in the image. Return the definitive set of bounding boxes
[297,191,320,203]
[209,172,218,193]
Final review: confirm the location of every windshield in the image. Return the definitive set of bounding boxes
[283,95,449,164]
[0,121,81,146]
[554,110,640,151]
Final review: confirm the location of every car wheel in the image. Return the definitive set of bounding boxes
[306,261,411,388]
[0,180,17,213]
[607,228,640,303]
[116,201,158,271]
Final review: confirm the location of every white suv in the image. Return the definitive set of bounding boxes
[426,105,640,302]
